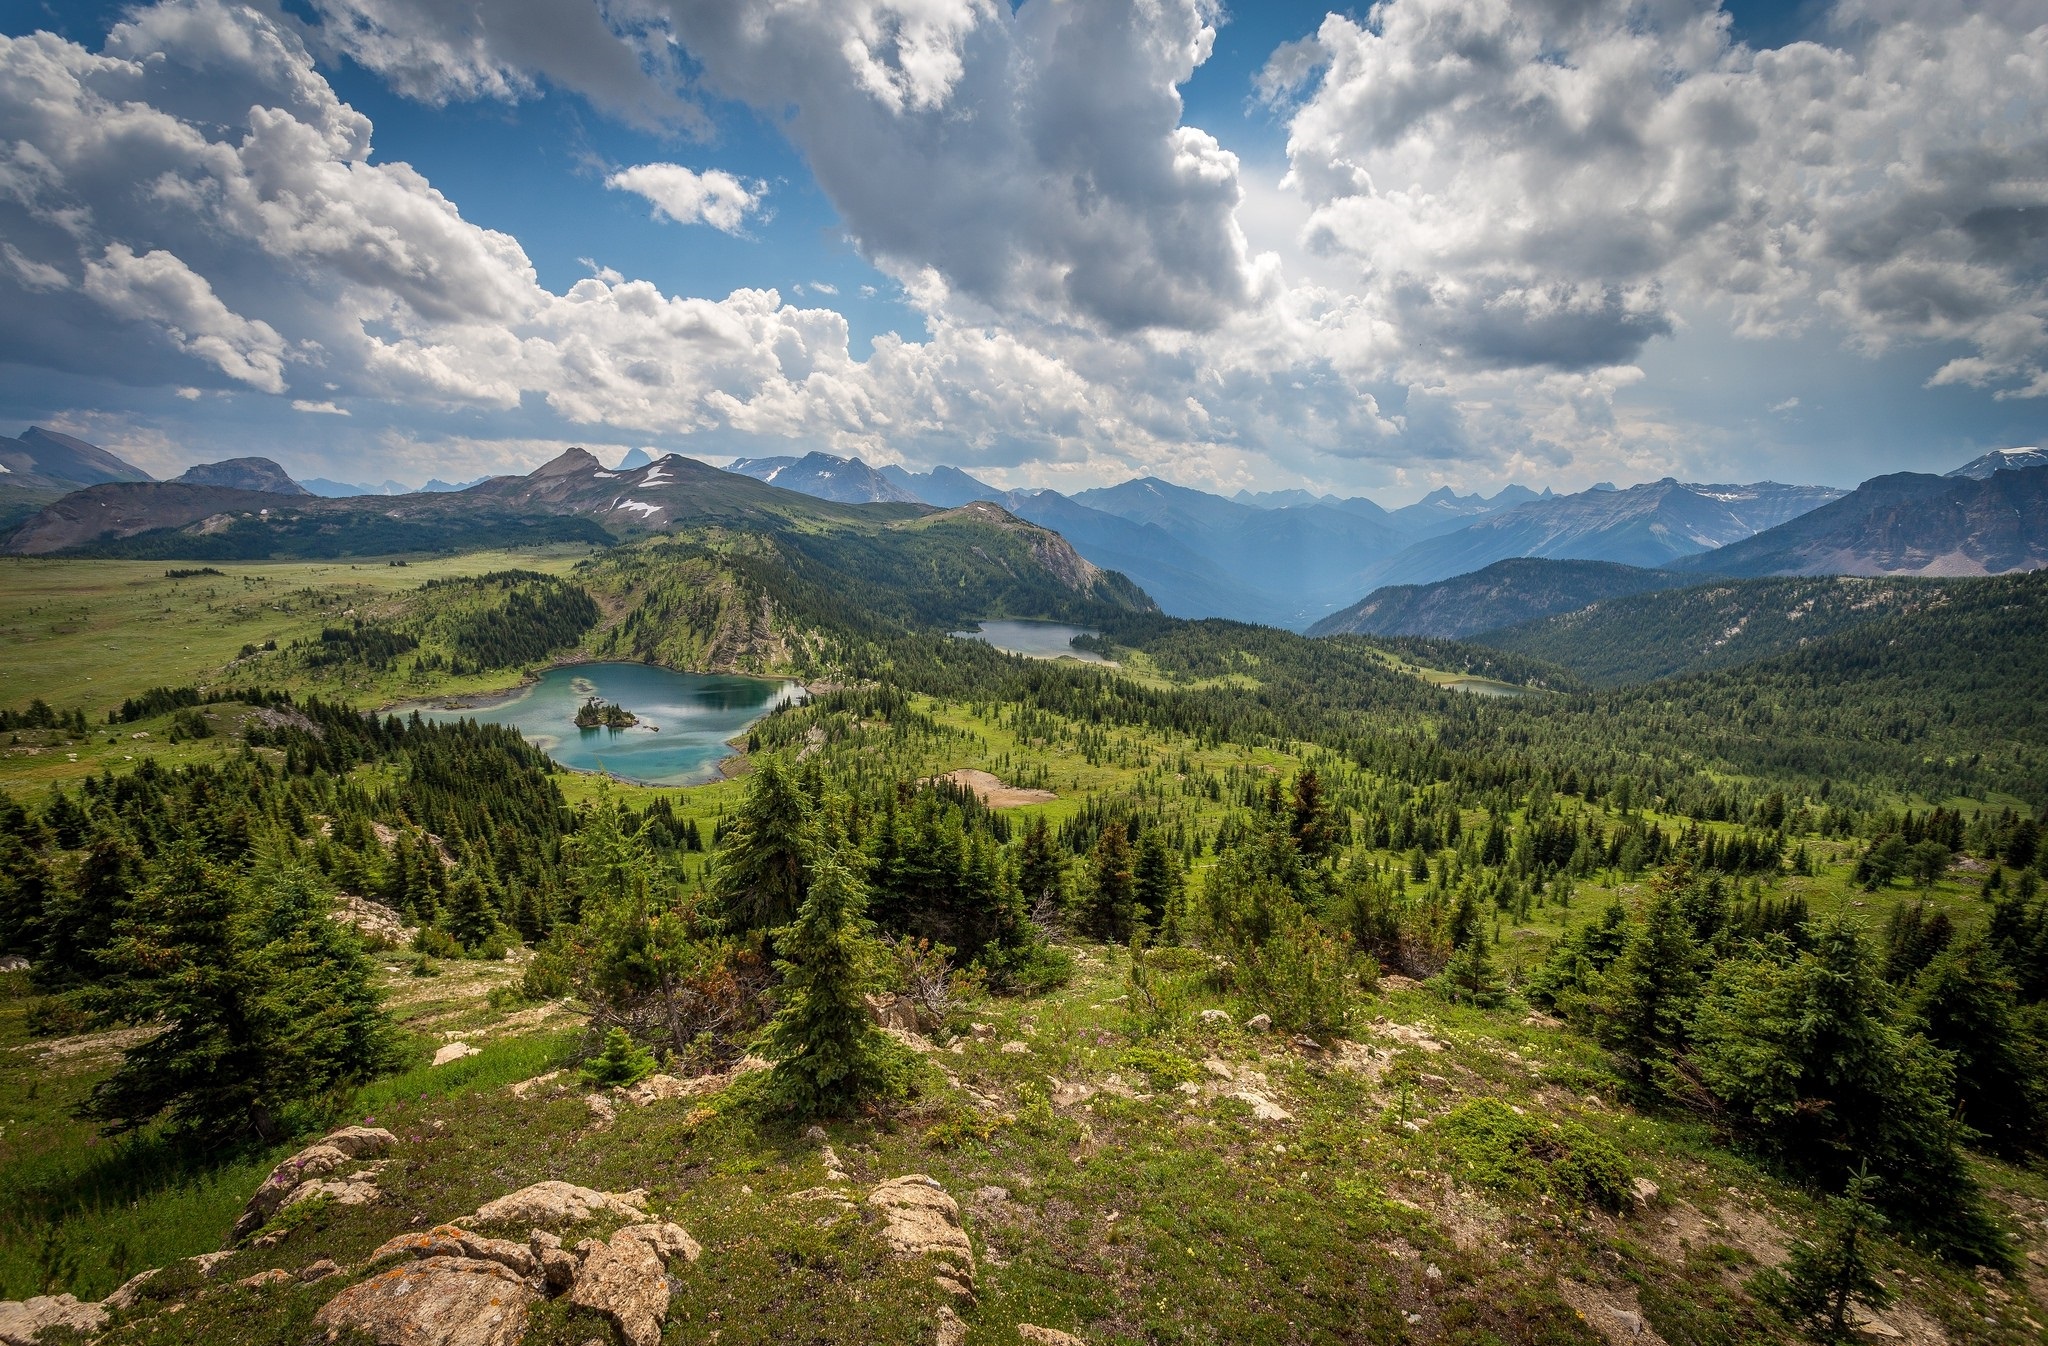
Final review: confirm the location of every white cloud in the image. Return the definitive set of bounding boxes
[81,245,290,393]
[0,0,2041,500]
[604,162,765,234]
[1266,0,2048,396]
[291,398,349,414]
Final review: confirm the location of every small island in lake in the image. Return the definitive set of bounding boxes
[573,695,639,730]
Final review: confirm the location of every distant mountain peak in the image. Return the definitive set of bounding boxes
[171,457,308,496]
[0,425,153,488]
[533,447,603,478]
[1947,447,2047,480]
[726,451,922,503]
[616,447,655,471]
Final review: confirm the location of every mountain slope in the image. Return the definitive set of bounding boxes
[0,426,152,488]
[1358,479,1845,590]
[172,457,309,495]
[1308,558,1692,639]
[726,451,922,503]
[1072,477,1412,625]
[1386,483,1552,539]
[1476,574,1961,685]
[1673,466,2048,578]
[878,463,1003,507]
[1948,447,2046,479]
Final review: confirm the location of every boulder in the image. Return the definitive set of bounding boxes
[1019,1327,1088,1346]
[1245,1014,1273,1033]
[1199,1009,1232,1026]
[432,1042,479,1067]
[937,1306,968,1346]
[102,1268,162,1311]
[313,1256,535,1346]
[232,1126,397,1241]
[865,993,920,1033]
[471,1181,648,1229]
[617,1222,701,1267]
[0,1294,107,1345]
[868,1175,976,1299]
[1231,1090,1293,1123]
[369,1226,537,1279]
[583,1094,616,1129]
[565,1237,663,1346]
[334,895,414,949]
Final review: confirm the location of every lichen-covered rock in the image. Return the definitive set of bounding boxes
[313,1256,534,1346]
[0,1293,107,1345]
[432,1042,479,1067]
[470,1181,648,1229]
[566,1230,668,1346]
[369,1226,538,1279]
[617,1222,701,1266]
[867,1175,976,1299]
[232,1126,397,1241]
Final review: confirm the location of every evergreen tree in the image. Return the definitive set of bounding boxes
[763,852,892,1117]
[583,1026,656,1088]
[442,871,498,952]
[0,835,54,959]
[1289,768,1340,863]
[1689,920,2011,1265]
[1441,925,1504,1007]
[1014,817,1066,923]
[82,841,271,1140]
[1597,890,1701,1086]
[712,758,817,934]
[1132,828,1182,932]
[245,859,400,1104]
[1765,1171,1892,1343]
[37,832,142,987]
[1908,939,2045,1155]
[1081,824,1138,942]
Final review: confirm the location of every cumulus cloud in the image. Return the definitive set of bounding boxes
[1266,0,2048,395]
[605,163,765,234]
[82,245,290,393]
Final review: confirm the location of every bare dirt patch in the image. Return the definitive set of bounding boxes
[931,768,1056,807]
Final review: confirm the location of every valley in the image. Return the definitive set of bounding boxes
[0,434,2045,1346]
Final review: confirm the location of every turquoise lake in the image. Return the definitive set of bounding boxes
[416,662,803,786]
[953,619,1109,663]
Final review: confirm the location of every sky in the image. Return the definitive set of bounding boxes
[0,0,2040,502]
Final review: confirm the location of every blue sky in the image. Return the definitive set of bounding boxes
[0,0,2039,500]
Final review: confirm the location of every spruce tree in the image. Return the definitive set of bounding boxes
[1597,890,1700,1086]
[1766,1171,1892,1343]
[712,758,816,934]
[583,1026,656,1089]
[1908,938,2044,1155]
[82,843,272,1140]
[441,871,498,952]
[246,859,400,1104]
[1081,824,1138,942]
[764,852,892,1117]
[1132,828,1181,932]
[1289,768,1340,863]
[1015,818,1066,923]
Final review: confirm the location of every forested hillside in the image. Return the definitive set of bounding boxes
[0,533,2045,1346]
[1477,574,1959,685]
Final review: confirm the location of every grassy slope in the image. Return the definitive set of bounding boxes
[4,546,2046,1343]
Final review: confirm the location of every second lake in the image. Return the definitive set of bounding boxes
[414,662,803,786]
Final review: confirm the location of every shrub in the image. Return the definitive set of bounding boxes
[1434,1098,1634,1210]
[1229,921,1358,1036]
[582,1026,655,1089]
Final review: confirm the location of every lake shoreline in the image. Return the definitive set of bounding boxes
[394,659,801,788]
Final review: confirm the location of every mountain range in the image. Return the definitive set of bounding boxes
[1308,558,1694,639]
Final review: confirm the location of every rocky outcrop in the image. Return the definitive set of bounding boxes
[232,1125,397,1242]
[868,1175,976,1299]
[566,1229,670,1346]
[0,1293,107,1345]
[314,1257,535,1346]
[334,895,414,949]
[336,1214,698,1346]
[470,1181,649,1228]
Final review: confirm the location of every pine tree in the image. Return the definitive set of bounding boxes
[1441,926,1504,1007]
[246,859,400,1102]
[712,758,816,934]
[1081,824,1138,942]
[764,852,892,1118]
[37,832,141,987]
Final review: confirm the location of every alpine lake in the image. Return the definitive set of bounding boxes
[412,662,804,786]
